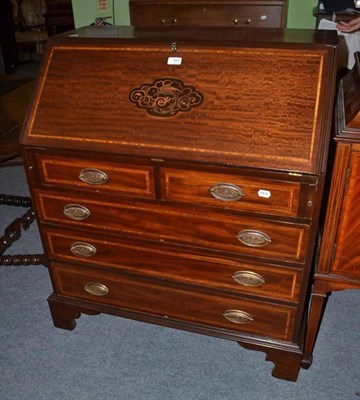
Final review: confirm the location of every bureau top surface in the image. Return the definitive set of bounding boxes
[58,25,337,47]
[21,26,338,174]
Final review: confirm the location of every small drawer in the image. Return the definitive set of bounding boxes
[35,190,310,263]
[160,168,304,217]
[44,227,303,303]
[33,153,155,199]
[130,4,283,28]
[51,262,296,341]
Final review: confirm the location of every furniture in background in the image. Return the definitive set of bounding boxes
[44,0,74,36]
[13,0,48,62]
[21,25,337,381]
[303,54,360,366]
[0,0,18,74]
[0,76,44,266]
[129,0,287,28]
[314,0,360,26]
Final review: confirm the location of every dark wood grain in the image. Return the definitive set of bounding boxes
[330,148,360,278]
[35,189,310,263]
[51,261,296,340]
[20,26,338,381]
[130,0,286,28]
[23,31,336,174]
[33,152,155,198]
[43,226,303,303]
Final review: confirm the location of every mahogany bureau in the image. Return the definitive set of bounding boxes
[129,0,287,28]
[20,25,338,381]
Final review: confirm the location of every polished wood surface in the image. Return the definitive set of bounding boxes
[43,226,303,302]
[130,0,287,28]
[34,189,311,262]
[303,59,360,367]
[21,26,338,381]
[24,32,335,174]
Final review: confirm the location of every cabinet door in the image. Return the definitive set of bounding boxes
[331,149,360,279]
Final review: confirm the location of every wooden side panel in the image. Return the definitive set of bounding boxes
[317,143,351,274]
[25,44,330,173]
[331,149,360,278]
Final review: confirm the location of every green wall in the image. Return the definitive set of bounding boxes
[71,0,130,28]
[72,0,317,29]
[286,0,318,29]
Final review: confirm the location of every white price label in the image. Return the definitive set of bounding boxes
[258,189,271,198]
[167,57,182,65]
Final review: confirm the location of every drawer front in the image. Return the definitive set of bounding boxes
[44,227,303,302]
[51,262,296,340]
[35,190,310,263]
[160,167,303,217]
[130,5,283,28]
[33,153,155,199]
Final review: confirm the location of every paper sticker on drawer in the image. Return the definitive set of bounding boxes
[258,189,271,198]
[167,57,182,65]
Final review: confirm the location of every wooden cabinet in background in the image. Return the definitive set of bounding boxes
[303,54,360,367]
[130,0,287,28]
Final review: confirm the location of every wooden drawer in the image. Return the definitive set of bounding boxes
[130,3,284,28]
[51,262,296,340]
[160,167,307,217]
[32,153,155,199]
[44,227,303,303]
[35,189,310,263]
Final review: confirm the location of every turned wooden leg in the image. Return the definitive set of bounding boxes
[239,342,302,382]
[48,295,100,331]
[302,285,328,369]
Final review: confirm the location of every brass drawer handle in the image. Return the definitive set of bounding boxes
[79,168,108,185]
[160,18,166,24]
[237,229,271,247]
[245,18,251,25]
[232,18,239,25]
[84,282,109,296]
[223,310,254,324]
[70,242,97,257]
[233,271,265,287]
[63,204,91,220]
[172,18,178,24]
[209,183,245,202]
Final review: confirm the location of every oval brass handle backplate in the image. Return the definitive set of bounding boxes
[223,310,254,324]
[209,183,245,202]
[232,271,265,287]
[84,282,109,297]
[63,204,91,221]
[79,168,108,185]
[70,242,97,257]
[237,229,271,247]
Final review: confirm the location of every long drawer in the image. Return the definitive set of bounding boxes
[44,227,303,303]
[35,190,310,263]
[51,262,296,340]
